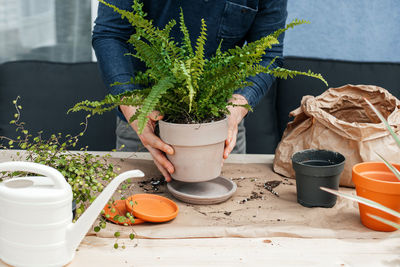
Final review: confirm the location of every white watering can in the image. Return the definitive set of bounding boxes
[0,161,144,267]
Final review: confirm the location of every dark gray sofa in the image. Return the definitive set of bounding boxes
[0,61,116,151]
[1,58,399,153]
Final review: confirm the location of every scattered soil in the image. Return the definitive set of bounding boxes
[282,178,294,185]
[237,178,284,204]
[163,115,225,124]
[239,191,264,204]
[264,180,282,197]
[138,177,166,193]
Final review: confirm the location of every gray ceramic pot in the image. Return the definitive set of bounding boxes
[159,118,228,183]
[292,149,345,208]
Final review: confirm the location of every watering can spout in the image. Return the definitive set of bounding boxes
[66,170,144,252]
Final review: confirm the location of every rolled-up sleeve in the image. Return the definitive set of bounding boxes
[234,0,288,108]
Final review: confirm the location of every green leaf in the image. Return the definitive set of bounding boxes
[129,233,135,240]
[320,187,400,218]
[376,153,400,181]
[179,8,193,58]
[365,98,400,149]
[367,214,400,229]
[268,67,328,86]
[178,61,195,112]
[136,77,174,133]
[272,18,310,39]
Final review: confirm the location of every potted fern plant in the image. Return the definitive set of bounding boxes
[70,0,327,182]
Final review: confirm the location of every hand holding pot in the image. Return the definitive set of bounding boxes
[224,94,249,159]
[120,105,175,182]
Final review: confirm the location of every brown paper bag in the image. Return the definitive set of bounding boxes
[273,84,400,187]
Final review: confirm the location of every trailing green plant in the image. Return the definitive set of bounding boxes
[0,97,132,221]
[70,0,328,133]
[0,97,140,249]
[96,202,138,249]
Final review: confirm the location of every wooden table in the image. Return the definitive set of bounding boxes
[0,151,398,267]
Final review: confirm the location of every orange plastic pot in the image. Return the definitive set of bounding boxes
[352,162,400,231]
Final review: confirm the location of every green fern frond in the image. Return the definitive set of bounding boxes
[215,39,223,57]
[131,0,147,17]
[98,0,135,25]
[203,35,278,86]
[136,77,175,133]
[162,19,177,39]
[68,90,144,115]
[179,8,193,58]
[191,19,207,87]
[128,37,169,79]
[110,77,135,87]
[101,0,179,63]
[272,18,309,39]
[265,56,278,70]
[267,67,328,86]
[227,102,253,112]
[133,70,153,86]
[180,61,195,112]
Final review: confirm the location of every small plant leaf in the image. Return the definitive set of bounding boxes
[320,187,400,218]
[367,214,400,229]
[365,98,400,149]
[376,153,400,181]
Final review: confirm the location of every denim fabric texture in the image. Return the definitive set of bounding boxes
[93,0,288,121]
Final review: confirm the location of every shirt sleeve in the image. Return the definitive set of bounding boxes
[92,0,137,96]
[234,0,288,108]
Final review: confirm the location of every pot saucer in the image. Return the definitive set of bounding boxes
[125,194,179,223]
[167,176,237,205]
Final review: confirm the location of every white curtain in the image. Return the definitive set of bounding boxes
[0,0,92,63]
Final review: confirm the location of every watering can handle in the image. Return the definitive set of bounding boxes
[0,161,68,190]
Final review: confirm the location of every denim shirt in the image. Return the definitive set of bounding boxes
[93,0,288,118]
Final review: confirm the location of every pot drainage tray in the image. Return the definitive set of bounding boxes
[167,176,237,205]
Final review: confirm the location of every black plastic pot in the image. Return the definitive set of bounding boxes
[292,149,345,208]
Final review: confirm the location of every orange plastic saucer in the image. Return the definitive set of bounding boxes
[125,194,179,223]
[103,199,145,225]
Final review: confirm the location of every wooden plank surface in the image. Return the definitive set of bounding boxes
[67,236,400,267]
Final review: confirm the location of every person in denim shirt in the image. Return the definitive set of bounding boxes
[93,0,288,181]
